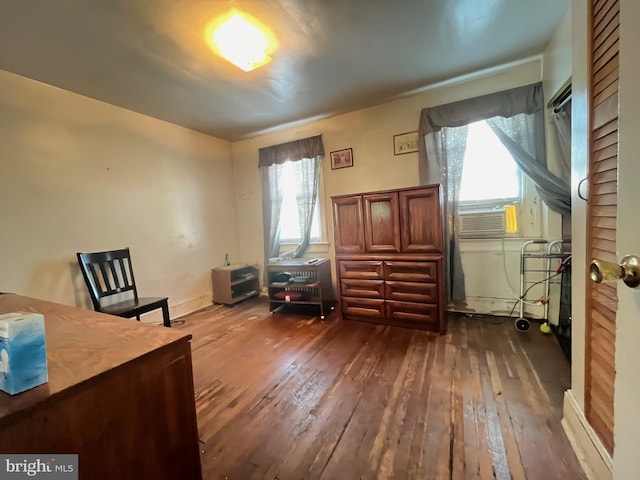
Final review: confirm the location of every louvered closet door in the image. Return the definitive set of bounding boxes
[585,0,619,455]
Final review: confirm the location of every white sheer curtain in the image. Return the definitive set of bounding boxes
[488,113,570,215]
[260,163,286,260]
[424,127,468,304]
[290,156,321,257]
[552,103,572,185]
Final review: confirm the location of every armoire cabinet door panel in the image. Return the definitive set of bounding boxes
[333,196,365,253]
[384,261,437,283]
[399,187,442,253]
[363,193,401,253]
[339,260,384,280]
[341,279,385,299]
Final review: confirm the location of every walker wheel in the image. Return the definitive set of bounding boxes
[514,317,530,332]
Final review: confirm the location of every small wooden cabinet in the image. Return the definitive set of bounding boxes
[332,185,445,332]
[212,264,260,305]
[266,259,335,319]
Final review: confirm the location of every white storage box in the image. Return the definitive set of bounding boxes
[0,312,48,395]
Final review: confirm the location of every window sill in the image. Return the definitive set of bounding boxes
[278,242,330,255]
[459,236,546,253]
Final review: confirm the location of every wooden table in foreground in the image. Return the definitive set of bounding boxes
[0,293,202,480]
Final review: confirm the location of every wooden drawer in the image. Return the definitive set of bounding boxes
[339,260,384,280]
[385,281,438,304]
[341,297,385,319]
[385,301,439,326]
[341,279,385,299]
[384,261,437,283]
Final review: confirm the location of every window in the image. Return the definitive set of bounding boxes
[278,160,322,243]
[459,120,521,206]
[259,134,325,263]
[457,119,539,238]
[418,83,560,302]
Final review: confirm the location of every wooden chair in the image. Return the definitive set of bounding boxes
[76,248,171,327]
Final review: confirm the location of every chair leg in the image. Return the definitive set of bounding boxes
[136,315,141,322]
[161,301,171,328]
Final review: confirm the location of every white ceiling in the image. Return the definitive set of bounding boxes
[0,0,569,141]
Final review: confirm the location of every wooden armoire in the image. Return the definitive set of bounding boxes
[331,184,445,332]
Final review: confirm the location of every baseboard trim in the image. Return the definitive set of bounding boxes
[141,295,212,325]
[562,389,613,480]
[448,296,545,319]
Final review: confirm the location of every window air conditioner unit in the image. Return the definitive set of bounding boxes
[458,208,506,238]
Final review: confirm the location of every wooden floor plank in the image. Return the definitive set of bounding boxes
[177,298,586,480]
[319,327,413,480]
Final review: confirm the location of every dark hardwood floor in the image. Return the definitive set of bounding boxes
[177,297,585,480]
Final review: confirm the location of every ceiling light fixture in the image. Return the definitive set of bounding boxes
[208,12,275,72]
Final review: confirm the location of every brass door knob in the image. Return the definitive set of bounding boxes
[590,255,640,288]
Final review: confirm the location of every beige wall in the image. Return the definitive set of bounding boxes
[570,0,589,414]
[543,8,573,104]
[0,69,238,322]
[542,7,572,325]
[0,44,571,324]
[233,58,559,317]
[542,6,572,195]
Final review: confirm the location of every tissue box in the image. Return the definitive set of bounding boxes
[0,312,48,395]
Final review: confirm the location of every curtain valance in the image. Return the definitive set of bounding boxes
[419,82,544,136]
[258,135,325,167]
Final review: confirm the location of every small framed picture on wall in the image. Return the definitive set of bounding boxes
[330,148,354,169]
[393,131,419,155]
